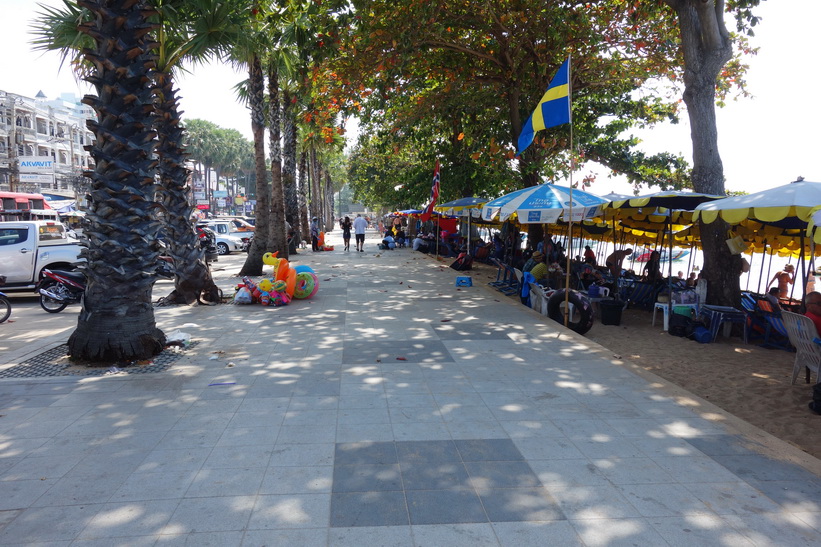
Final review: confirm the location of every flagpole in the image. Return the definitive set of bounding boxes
[564,54,573,328]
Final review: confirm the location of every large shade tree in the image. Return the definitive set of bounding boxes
[662,0,763,307]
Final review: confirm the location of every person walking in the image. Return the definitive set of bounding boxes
[340,216,352,251]
[310,217,320,252]
[353,214,368,252]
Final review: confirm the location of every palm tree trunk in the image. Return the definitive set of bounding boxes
[239,53,270,276]
[267,60,288,259]
[282,90,299,231]
[69,0,165,362]
[154,71,219,304]
[298,151,310,248]
[310,148,321,229]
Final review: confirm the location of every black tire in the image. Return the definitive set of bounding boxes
[39,280,69,313]
[546,289,595,335]
[217,242,229,255]
[0,296,10,323]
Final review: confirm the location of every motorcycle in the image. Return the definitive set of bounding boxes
[0,275,10,324]
[38,252,176,313]
[38,269,85,313]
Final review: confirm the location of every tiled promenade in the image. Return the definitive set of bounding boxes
[1,230,819,545]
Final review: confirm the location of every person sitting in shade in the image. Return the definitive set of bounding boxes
[686,272,697,287]
[522,251,544,273]
[805,291,821,334]
[583,245,596,263]
[641,250,663,283]
[765,287,781,309]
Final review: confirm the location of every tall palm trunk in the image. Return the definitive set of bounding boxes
[69,0,165,361]
[282,90,299,234]
[324,170,334,229]
[154,71,219,304]
[267,61,288,259]
[298,151,310,247]
[309,147,322,230]
[239,53,271,276]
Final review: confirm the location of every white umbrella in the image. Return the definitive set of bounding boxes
[694,180,821,225]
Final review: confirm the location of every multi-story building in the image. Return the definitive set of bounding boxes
[0,89,95,198]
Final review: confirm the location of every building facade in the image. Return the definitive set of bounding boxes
[0,89,95,198]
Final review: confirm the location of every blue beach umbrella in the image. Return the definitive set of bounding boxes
[481,183,608,224]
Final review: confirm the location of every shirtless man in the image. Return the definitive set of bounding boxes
[605,248,632,278]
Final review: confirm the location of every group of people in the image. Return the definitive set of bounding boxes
[337,214,369,252]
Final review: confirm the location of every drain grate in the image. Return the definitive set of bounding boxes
[0,342,196,379]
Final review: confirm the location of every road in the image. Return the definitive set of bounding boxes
[0,252,248,357]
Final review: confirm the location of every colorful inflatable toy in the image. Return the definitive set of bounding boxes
[294,272,319,299]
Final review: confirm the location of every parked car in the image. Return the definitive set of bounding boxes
[228,217,255,232]
[0,220,82,292]
[196,220,246,255]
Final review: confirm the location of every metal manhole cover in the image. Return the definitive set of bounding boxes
[0,342,196,379]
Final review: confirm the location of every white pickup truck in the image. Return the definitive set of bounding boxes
[0,221,83,292]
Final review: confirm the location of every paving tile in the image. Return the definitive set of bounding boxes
[528,459,610,487]
[330,491,409,527]
[412,523,499,546]
[336,423,395,443]
[569,517,669,547]
[392,422,452,441]
[269,443,336,467]
[591,457,676,485]
[260,466,333,495]
[343,341,454,364]
[185,467,264,497]
[616,483,713,517]
[549,484,642,520]
[406,489,486,525]
[447,421,508,439]
[492,521,583,546]
[243,528,329,546]
[328,526,413,547]
[682,481,786,516]
[400,461,471,491]
[0,478,58,510]
[111,470,196,501]
[478,487,564,522]
[277,424,337,444]
[466,461,542,490]
[333,463,403,493]
[335,442,397,465]
[648,515,755,547]
[248,493,331,529]
[0,503,103,544]
[78,499,179,540]
[455,439,524,462]
[396,440,460,464]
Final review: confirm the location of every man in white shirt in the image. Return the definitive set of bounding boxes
[353,214,368,252]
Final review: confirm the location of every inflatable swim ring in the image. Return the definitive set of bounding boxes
[546,289,595,335]
[294,272,319,299]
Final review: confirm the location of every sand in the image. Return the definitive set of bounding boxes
[470,260,821,460]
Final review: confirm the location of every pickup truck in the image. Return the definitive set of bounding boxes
[0,221,83,292]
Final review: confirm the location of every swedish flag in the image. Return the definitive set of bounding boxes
[517,58,571,155]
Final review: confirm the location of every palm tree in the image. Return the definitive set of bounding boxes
[32,0,238,305]
[67,0,165,361]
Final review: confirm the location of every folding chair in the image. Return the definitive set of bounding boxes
[781,310,821,384]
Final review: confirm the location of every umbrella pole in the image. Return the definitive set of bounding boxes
[757,239,767,294]
[765,245,774,293]
[436,215,440,259]
[745,250,753,291]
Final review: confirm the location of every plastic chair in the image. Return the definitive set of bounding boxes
[780,310,821,384]
[528,282,549,316]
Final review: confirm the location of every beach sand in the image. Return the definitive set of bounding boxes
[470,260,821,460]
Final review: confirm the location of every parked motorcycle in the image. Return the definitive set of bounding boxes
[38,269,85,313]
[0,275,11,324]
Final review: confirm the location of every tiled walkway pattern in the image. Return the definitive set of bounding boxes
[0,244,820,545]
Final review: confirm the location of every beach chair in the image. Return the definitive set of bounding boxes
[753,299,791,349]
[488,258,507,288]
[780,310,821,384]
[625,280,663,311]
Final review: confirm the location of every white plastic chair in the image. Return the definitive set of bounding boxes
[528,282,549,316]
[780,310,821,384]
